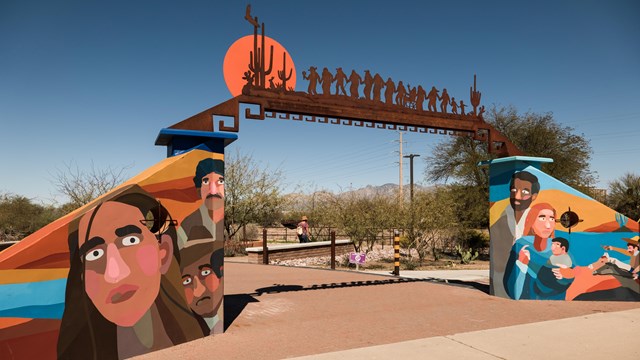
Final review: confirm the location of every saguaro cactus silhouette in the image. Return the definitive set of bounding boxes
[278,52,292,90]
[246,5,273,89]
[470,74,481,116]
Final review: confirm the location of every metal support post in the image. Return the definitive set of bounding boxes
[262,228,268,265]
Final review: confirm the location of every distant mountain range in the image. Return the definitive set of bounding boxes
[342,183,431,198]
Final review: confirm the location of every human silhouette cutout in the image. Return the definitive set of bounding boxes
[406,84,416,109]
[302,66,320,95]
[450,97,458,114]
[319,67,334,95]
[440,88,450,113]
[416,85,426,111]
[347,70,363,99]
[395,81,407,107]
[362,70,373,100]
[427,86,440,112]
[334,67,348,96]
[372,73,384,102]
[384,78,396,105]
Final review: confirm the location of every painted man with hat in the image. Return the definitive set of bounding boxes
[179,225,224,335]
[603,235,640,279]
[177,158,226,334]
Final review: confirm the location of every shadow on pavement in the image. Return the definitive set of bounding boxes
[439,279,490,294]
[253,278,421,296]
[224,294,259,330]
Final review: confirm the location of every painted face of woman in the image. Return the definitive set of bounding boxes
[532,208,555,240]
[78,201,171,327]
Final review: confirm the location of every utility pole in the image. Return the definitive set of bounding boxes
[398,132,404,203]
[403,154,420,202]
[404,154,420,248]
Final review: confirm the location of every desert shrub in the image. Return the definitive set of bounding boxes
[456,229,489,253]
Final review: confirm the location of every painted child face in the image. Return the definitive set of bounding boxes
[181,252,222,318]
[532,208,555,239]
[78,201,171,327]
[200,172,224,212]
[551,241,565,256]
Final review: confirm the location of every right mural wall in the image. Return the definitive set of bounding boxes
[488,156,639,301]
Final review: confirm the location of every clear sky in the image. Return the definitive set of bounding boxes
[1,1,639,204]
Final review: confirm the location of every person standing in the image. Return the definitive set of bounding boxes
[297,216,309,243]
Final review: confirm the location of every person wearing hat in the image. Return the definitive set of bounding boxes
[179,225,224,335]
[602,235,639,278]
[297,216,309,243]
[177,158,225,250]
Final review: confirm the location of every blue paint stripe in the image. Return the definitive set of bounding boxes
[0,278,67,319]
[0,303,65,319]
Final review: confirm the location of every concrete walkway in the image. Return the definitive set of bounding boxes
[137,263,640,360]
[292,307,640,359]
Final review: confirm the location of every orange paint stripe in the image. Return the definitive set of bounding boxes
[0,268,68,285]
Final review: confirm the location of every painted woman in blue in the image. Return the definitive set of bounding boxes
[504,203,572,300]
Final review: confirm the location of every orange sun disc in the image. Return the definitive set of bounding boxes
[223,35,296,97]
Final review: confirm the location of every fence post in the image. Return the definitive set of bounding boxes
[330,231,336,270]
[262,228,268,265]
[393,230,400,276]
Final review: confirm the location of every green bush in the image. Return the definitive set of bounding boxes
[456,229,489,253]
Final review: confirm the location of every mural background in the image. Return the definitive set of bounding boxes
[0,149,224,359]
[489,158,639,301]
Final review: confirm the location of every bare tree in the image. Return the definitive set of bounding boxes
[408,187,456,262]
[224,149,286,241]
[331,189,399,253]
[51,161,131,209]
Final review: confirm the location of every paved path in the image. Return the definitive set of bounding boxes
[135,263,640,360]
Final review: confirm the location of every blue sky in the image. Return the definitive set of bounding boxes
[1,1,639,204]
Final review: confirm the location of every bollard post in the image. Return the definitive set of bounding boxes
[262,228,268,265]
[330,231,336,270]
[393,230,400,276]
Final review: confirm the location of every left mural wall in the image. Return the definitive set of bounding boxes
[0,149,225,359]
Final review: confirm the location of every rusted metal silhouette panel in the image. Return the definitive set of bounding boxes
[170,5,521,157]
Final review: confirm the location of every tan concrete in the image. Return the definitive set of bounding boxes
[135,262,640,360]
[292,337,498,360]
[290,308,640,359]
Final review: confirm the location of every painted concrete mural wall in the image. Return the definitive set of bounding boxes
[0,149,225,359]
[489,157,640,301]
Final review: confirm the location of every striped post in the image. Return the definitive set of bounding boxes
[393,230,400,276]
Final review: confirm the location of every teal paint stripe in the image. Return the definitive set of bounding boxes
[0,278,67,316]
[0,303,64,319]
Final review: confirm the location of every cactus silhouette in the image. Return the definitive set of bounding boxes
[246,6,273,89]
[470,74,481,116]
[277,52,292,90]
